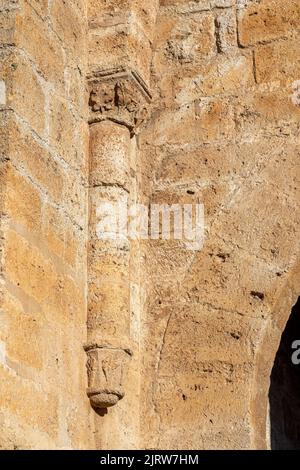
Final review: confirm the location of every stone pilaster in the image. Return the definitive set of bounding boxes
[85,68,151,410]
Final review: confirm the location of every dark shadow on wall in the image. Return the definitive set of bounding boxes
[269,296,300,449]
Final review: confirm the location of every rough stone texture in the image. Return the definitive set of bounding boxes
[139,0,300,450]
[0,0,299,450]
[0,0,94,449]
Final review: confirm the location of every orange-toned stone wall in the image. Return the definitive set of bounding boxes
[0,0,299,450]
[139,0,300,449]
[0,0,94,449]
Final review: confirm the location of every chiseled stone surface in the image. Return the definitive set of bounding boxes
[0,0,94,450]
[0,0,300,450]
[139,0,300,450]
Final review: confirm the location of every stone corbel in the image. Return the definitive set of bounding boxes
[88,66,152,134]
[84,345,132,409]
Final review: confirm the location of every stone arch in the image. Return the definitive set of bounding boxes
[269,296,300,449]
[250,260,300,449]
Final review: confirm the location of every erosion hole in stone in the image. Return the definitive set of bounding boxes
[269,296,300,449]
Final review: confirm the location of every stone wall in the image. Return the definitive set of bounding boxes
[139,0,300,449]
[0,0,94,449]
[0,0,299,450]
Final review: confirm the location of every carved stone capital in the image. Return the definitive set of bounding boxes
[84,345,132,409]
[88,67,152,133]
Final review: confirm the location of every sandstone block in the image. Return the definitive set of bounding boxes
[0,9,15,45]
[4,116,65,204]
[154,11,215,72]
[49,93,85,170]
[50,0,86,64]
[238,0,300,46]
[255,38,300,85]
[9,53,46,137]
[5,164,42,232]
[15,2,65,88]
[88,278,130,327]
[0,366,59,439]
[26,0,48,19]
[4,229,58,306]
[2,293,43,370]
[88,27,152,86]
[89,121,131,190]
[88,0,159,41]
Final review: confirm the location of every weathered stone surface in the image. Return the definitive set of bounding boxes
[88,0,159,84]
[85,346,131,409]
[16,1,65,88]
[237,0,300,46]
[89,121,131,189]
[0,0,300,452]
[0,0,94,451]
[255,38,300,84]
[88,67,151,133]
[138,0,300,451]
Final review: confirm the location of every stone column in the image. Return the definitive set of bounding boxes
[85,68,151,410]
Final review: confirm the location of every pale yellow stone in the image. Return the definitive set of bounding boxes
[0,0,299,453]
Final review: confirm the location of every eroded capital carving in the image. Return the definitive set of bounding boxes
[84,345,132,409]
[88,67,152,133]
